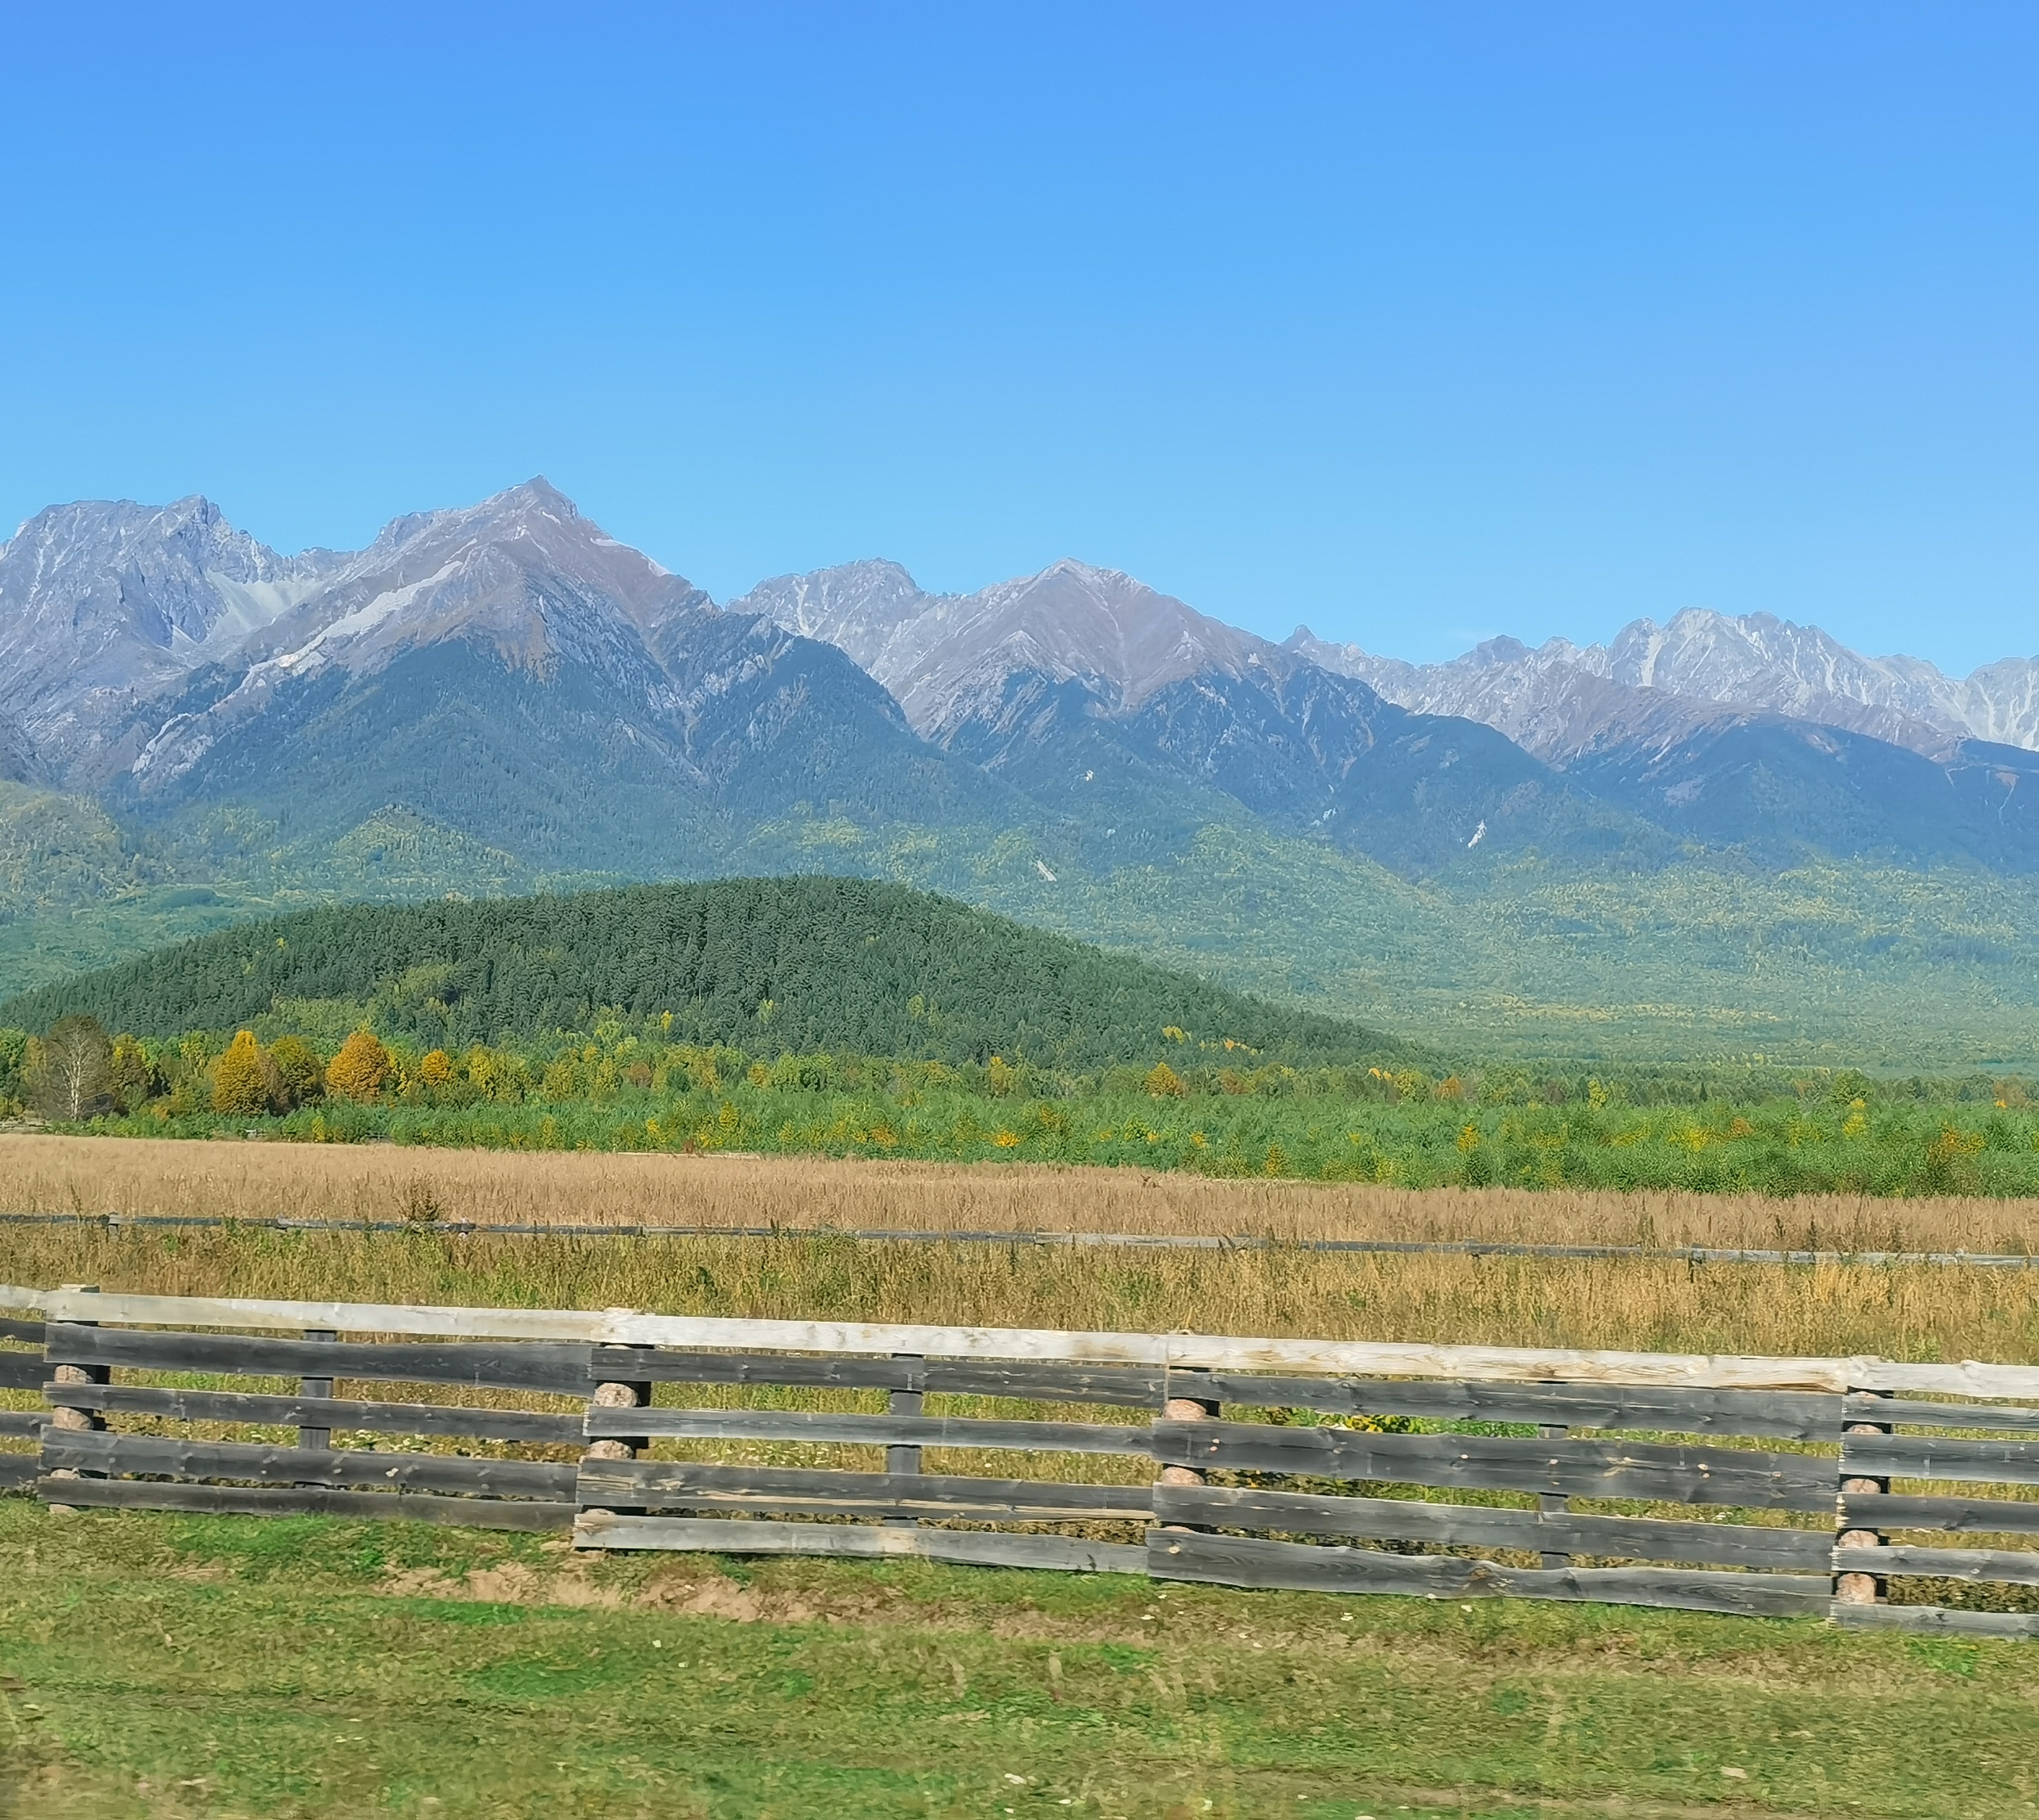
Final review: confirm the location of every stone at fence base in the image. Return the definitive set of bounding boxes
[1157,1380,1219,1530]
[581,1364,653,1530]
[44,1284,103,1515]
[1836,1402,1894,1606]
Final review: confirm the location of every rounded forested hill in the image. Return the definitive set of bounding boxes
[0,877,1420,1069]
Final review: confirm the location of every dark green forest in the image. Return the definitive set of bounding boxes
[0,876,1417,1071]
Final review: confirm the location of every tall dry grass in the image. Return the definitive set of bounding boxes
[4,1135,2037,1254]
[3,1219,2037,1363]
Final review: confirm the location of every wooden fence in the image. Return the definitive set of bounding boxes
[2,1283,2037,1637]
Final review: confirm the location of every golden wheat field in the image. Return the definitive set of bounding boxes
[5,1132,2039,1253]
[1,1136,2037,1361]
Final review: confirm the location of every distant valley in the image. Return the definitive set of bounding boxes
[3,479,2037,1067]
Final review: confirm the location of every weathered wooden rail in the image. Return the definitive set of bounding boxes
[2,1284,2037,1636]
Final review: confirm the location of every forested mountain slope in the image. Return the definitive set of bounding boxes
[0,876,1421,1069]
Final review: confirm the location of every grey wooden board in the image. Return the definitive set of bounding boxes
[43,1324,594,1393]
[1149,1531,1831,1616]
[1832,1603,2039,1639]
[34,1476,577,1530]
[603,1348,1168,1408]
[0,1353,47,1391]
[1206,1375,1841,1441]
[594,1408,1153,1454]
[578,1459,1153,1521]
[1834,1545,2039,1584]
[0,1452,37,1491]
[0,1411,45,1440]
[1840,1494,2039,1535]
[0,1319,44,1344]
[1851,1395,2039,1434]
[1842,1434,2039,1486]
[1152,1419,1836,1511]
[41,1430,578,1499]
[574,1513,1148,1574]
[53,1383,586,1444]
[1153,1483,1833,1570]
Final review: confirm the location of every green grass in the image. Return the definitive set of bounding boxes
[3,1500,2037,1818]
[78,1071,2039,1199]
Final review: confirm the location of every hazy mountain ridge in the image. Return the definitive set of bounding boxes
[1291,608,2039,759]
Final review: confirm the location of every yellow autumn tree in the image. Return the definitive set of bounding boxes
[325,1029,392,1104]
[1144,1060,1186,1098]
[211,1031,273,1116]
[418,1049,455,1089]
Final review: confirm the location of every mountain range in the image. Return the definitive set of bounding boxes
[4,478,2039,1067]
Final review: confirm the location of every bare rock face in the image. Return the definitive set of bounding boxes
[735,556,1265,735]
[0,495,341,780]
[122,479,713,793]
[1290,609,2039,760]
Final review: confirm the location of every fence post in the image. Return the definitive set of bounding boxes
[1538,1423,1570,1569]
[1157,1366,1218,1530]
[885,1353,925,1527]
[298,1327,338,1452]
[44,1284,107,1514]
[581,1347,653,1525]
[1836,1390,1894,1606]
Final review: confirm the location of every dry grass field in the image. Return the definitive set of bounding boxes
[5,1132,2039,1254]
[0,1137,2035,1361]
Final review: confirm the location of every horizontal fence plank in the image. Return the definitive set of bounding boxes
[1153,1420,1837,1512]
[41,1431,578,1500]
[1153,1484,1833,1570]
[1834,1546,2039,1585]
[1839,1493,2039,1536]
[0,1318,45,1345]
[0,1411,46,1440]
[51,1385,586,1445]
[1842,1435,2039,1487]
[1856,1361,2039,1401]
[1206,1376,1841,1441]
[924,1361,1169,1408]
[593,1408,1153,1455]
[33,1477,577,1530]
[44,1325,594,1395]
[0,1353,48,1392]
[1851,1396,2039,1434]
[577,1460,1153,1522]
[0,1452,37,1491]
[28,1289,1896,1390]
[1832,1603,2039,1639]
[1148,1531,1830,1616]
[15,1281,2039,1404]
[600,1347,1169,1409]
[573,1513,1148,1573]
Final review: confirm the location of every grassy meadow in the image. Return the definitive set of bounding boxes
[5,1501,2039,1819]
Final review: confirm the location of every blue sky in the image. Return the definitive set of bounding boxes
[1,4,2032,670]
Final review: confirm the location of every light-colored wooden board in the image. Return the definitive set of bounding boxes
[572,1512,1146,1573]
[1155,1483,1833,1569]
[1832,1545,2039,1584]
[1830,1602,2039,1638]
[1148,1531,1831,1616]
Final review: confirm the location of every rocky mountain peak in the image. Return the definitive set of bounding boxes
[746,553,1272,735]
